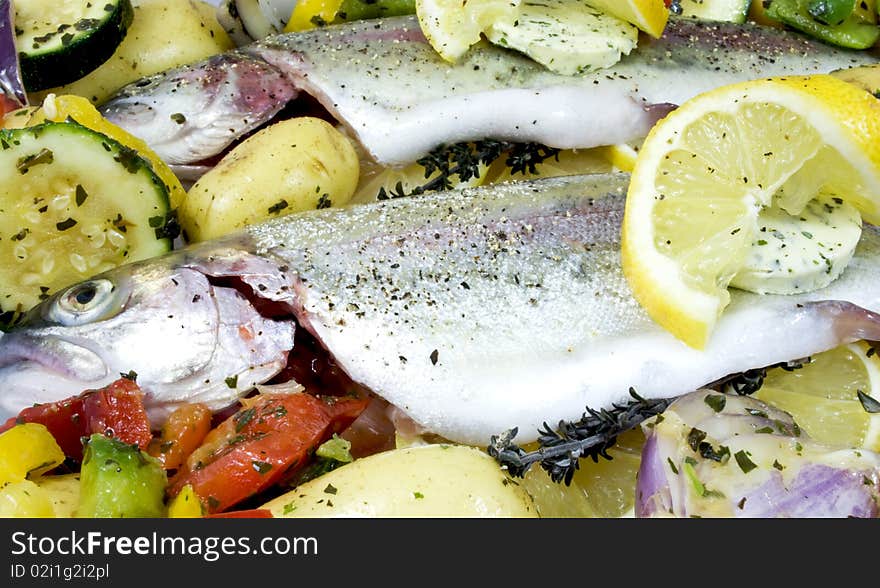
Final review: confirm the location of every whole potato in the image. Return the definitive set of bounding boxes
[180,117,360,242]
[260,444,538,518]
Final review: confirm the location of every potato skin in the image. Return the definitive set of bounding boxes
[179,117,360,242]
[261,444,539,518]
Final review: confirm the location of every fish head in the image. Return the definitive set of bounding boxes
[0,245,297,423]
[100,52,299,166]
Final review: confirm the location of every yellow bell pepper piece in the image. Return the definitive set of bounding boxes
[167,484,204,518]
[285,0,344,32]
[0,423,65,486]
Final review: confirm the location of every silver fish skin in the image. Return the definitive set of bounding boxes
[636,390,880,518]
[0,255,297,424]
[99,15,879,167]
[99,52,300,167]
[2,174,880,444]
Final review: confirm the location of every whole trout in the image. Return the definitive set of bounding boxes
[99,16,879,168]
[2,174,880,445]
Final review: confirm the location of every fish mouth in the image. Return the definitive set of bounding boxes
[0,332,111,420]
[0,332,108,379]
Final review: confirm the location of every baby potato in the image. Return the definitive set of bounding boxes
[261,444,539,518]
[180,117,360,242]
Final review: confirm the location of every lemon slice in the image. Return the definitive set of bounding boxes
[753,341,880,451]
[597,141,641,173]
[483,147,613,184]
[518,428,644,517]
[621,75,880,349]
[584,0,669,37]
[415,0,519,61]
[352,155,488,204]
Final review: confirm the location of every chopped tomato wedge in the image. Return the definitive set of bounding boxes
[0,377,152,460]
[147,403,212,470]
[169,393,368,513]
[81,378,152,449]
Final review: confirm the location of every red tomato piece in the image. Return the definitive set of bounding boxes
[169,393,368,513]
[81,378,152,450]
[0,377,152,460]
[0,395,86,458]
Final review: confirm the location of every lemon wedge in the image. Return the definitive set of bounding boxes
[415,0,519,61]
[754,341,880,451]
[621,75,880,349]
[584,0,669,37]
[597,141,641,173]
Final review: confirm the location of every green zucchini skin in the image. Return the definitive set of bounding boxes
[17,0,134,91]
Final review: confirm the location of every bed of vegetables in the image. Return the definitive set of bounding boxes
[1,0,880,519]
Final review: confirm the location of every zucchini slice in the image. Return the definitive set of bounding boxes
[14,0,134,91]
[0,120,172,314]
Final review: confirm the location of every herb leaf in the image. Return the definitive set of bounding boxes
[376,140,561,200]
[734,450,757,474]
[857,390,880,414]
[488,388,672,485]
[704,393,726,412]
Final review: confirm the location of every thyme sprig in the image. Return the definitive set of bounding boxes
[711,357,809,396]
[376,140,561,200]
[488,388,672,485]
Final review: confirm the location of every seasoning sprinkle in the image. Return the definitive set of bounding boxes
[234,407,256,432]
[268,199,289,215]
[56,218,77,231]
[252,461,273,474]
[75,184,88,207]
[734,450,757,474]
[17,148,53,174]
[703,393,726,413]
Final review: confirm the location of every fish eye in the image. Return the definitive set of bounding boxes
[45,279,121,326]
